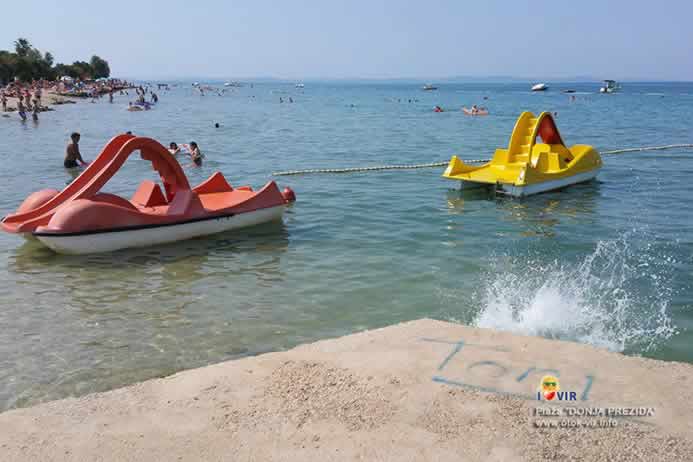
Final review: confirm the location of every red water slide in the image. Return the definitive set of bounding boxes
[1,133,135,233]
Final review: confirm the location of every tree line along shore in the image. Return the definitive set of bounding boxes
[1,37,133,119]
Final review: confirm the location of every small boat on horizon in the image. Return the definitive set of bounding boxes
[531,83,548,92]
[423,83,438,91]
[600,80,620,93]
[295,83,305,88]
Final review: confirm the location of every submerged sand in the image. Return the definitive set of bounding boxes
[1,319,692,461]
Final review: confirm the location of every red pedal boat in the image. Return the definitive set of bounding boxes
[1,134,296,254]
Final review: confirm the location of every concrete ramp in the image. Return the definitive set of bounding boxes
[1,319,692,461]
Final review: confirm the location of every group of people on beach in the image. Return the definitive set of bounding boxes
[1,82,45,121]
[2,78,135,123]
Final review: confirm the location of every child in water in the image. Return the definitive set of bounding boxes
[64,132,88,169]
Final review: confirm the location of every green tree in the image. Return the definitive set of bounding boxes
[89,55,110,79]
[1,37,113,83]
[14,38,32,57]
[0,50,18,85]
[71,60,93,79]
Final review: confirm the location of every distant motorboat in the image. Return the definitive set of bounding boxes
[561,89,576,93]
[225,81,243,87]
[600,80,620,93]
[422,83,438,91]
[192,82,200,87]
[531,83,548,92]
[295,83,305,88]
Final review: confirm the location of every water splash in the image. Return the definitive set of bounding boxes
[474,234,678,353]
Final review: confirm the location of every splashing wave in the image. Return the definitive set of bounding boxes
[473,234,678,353]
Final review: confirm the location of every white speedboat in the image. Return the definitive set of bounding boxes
[531,83,548,91]
[599,80,620,93]
[422,83,438,91]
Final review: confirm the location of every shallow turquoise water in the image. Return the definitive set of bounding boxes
[0,81,691,410]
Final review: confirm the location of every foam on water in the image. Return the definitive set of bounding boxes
[474,233,678,353]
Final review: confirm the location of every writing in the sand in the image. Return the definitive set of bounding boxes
[420,337,595,400]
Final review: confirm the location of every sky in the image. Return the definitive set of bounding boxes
[1,0,692,81]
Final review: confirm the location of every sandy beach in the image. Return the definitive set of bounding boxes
[1,319,691,461]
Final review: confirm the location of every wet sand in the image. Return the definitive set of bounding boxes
[1,319,692,461]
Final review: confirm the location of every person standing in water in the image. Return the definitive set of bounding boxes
[64,132,88,169]
[17,96,27,121]
[188,142,203,166]
[1,92,7,112]
[180,142,204,167]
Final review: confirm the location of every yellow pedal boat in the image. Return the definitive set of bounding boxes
[442,111,602,197]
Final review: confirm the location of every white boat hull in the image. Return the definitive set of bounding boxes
[34,205,285,255]
[461,169,599,197]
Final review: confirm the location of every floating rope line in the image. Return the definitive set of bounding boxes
[601,143,693,155]
[272,144,693,176]
[272,160,487,176]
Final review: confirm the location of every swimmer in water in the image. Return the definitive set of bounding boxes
[188,142,203,166]
[64,132,88,169]
[168,142,180,155]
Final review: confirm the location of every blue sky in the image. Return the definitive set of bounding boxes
[2,0,691,80]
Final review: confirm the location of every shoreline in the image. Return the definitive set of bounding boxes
[1,319,692,461]
[1,84,136,115]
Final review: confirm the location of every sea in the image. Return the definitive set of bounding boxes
[0,81,691,411]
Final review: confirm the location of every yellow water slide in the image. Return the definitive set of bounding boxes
[442,111,602,196]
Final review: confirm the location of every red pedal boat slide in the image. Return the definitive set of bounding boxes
[1,134,296,254]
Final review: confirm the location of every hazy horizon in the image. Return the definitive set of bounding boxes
[2,0,692,81]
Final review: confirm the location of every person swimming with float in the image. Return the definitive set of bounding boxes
[64,132,88,169]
